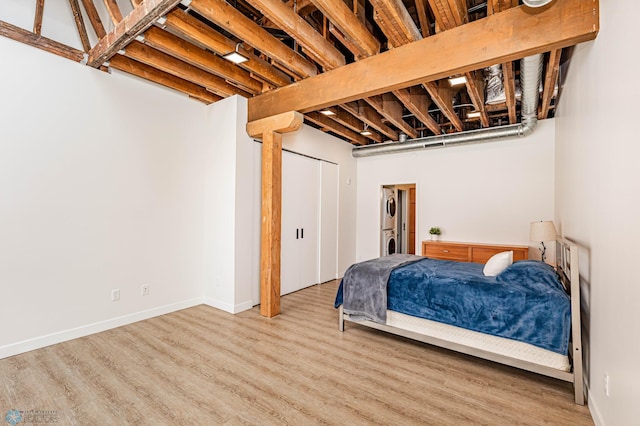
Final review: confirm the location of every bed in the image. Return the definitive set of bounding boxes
[335,238,584,405]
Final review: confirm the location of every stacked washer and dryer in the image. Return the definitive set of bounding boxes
[381,187,397,256]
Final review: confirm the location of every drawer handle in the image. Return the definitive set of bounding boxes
[442,250,449,253]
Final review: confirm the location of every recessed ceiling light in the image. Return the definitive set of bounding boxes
[467,111,481,118]
[223,43,249,64]
[448,76,467,86]
[320,109,335,116]
[522,0,554,7]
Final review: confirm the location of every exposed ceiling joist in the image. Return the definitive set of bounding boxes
[305,112,369,145]
[326,109,383,142]
[502,61,517,124]
[143,27,263,94]
[110,54,222,103]
[123,41,252,97]
[244,0,345,71]
[189,0,317,78]
[366,95,419,138]
[309,0,380,58]
[393,87,442,135]
[248,0,599,121]
[87,0,183,68]
[163,10,291,88]
[539,48,561,120]
[340,101,399,140]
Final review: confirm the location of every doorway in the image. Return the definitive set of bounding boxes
[381,183,416,255]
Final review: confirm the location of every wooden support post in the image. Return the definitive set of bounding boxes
[247,111,303,318]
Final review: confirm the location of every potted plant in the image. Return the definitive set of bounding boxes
[429,227,441,241]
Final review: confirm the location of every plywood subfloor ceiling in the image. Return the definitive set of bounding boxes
[0,0,599,145]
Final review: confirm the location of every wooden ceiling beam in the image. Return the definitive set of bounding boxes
[163,10,290,88]
[103,0,124,24]
[414,0,432,38]
[123,41,252,98]
[69,0,91,52]
[393,87,442,135]
[427,0,467,30]
[248,0,599,121]
[143,27,262,94]
[0,20,85,62]
[326,109,383,142]
[87,0,182,67]
[371,0,421,47]
[80,0,106,39]
[502,61,517,124]
[488,0,518,124]
[309,0,380,59]
[305,112,369,145]
[244,0,345,71]
[423,81,463,131]
[190,0,317,78]
[464,70,489,127]
[34,0,45,35]
[487,0,519,15]
[340,101,399,140]
[539,48,562,120]
[109,54,222,103]
[366,95,418,139]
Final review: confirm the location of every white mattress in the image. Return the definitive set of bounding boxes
[385,310,571,372]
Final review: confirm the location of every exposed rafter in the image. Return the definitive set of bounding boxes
[366,95,418,138]
[340,101,399,141]
[103,0,124,24]
[142,27,263,94]
[80,0,106,39]
[248,0,599,121]
[539,49,562,120]
[34,0,45,35]
[69,0,91,53]
[502,61,517,124]
[0,20,84,62]
[163,10,291,88]
[189,0,318,78]
[305,112,369,145]
[110,54,222,103]
[123,41,252,98]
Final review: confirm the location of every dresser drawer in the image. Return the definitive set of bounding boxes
[423,244,469,261]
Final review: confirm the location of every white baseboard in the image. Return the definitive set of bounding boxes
[0,297,203,360]
[203,297,253,314]
[588,388,605,426]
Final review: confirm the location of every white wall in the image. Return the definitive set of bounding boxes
[0,36,211,357]
[202,96,254,313]
[555,1,640,423]
[356,119,556,261]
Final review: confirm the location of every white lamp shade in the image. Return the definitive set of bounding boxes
[530,221,558,242]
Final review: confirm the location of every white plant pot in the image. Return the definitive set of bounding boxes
[430,234,439,241]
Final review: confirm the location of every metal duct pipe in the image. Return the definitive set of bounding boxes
[352,54,544,158]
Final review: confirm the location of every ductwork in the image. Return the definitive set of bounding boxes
[352,54,544,158]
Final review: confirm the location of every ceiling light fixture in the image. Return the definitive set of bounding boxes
[522,0,554,8]
[320,109,336,116]
[448,76,467,86]
[223,43,249,64]
[360,124,372,136]
[467,111,481,118]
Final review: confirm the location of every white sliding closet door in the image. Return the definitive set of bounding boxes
[319,161,338,283]
[281,151,319,295]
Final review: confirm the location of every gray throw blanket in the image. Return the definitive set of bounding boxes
[342,254,423,323]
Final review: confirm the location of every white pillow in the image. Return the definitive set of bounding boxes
[483,251,513,276]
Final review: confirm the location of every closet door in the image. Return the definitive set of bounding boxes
[319,162,338,283]
[280,151,319,295]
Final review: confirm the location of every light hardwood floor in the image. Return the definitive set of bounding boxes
[0,280,593,425]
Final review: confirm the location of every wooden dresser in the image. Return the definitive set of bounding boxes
[422,241,529,264]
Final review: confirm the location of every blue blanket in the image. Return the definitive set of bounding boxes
[336,259,570,354]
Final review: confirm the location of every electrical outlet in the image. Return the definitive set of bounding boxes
[604,372,610,397]
[111,289,120,301]
[141,285,150,296]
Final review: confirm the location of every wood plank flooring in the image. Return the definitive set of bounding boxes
[0,280,593,425]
